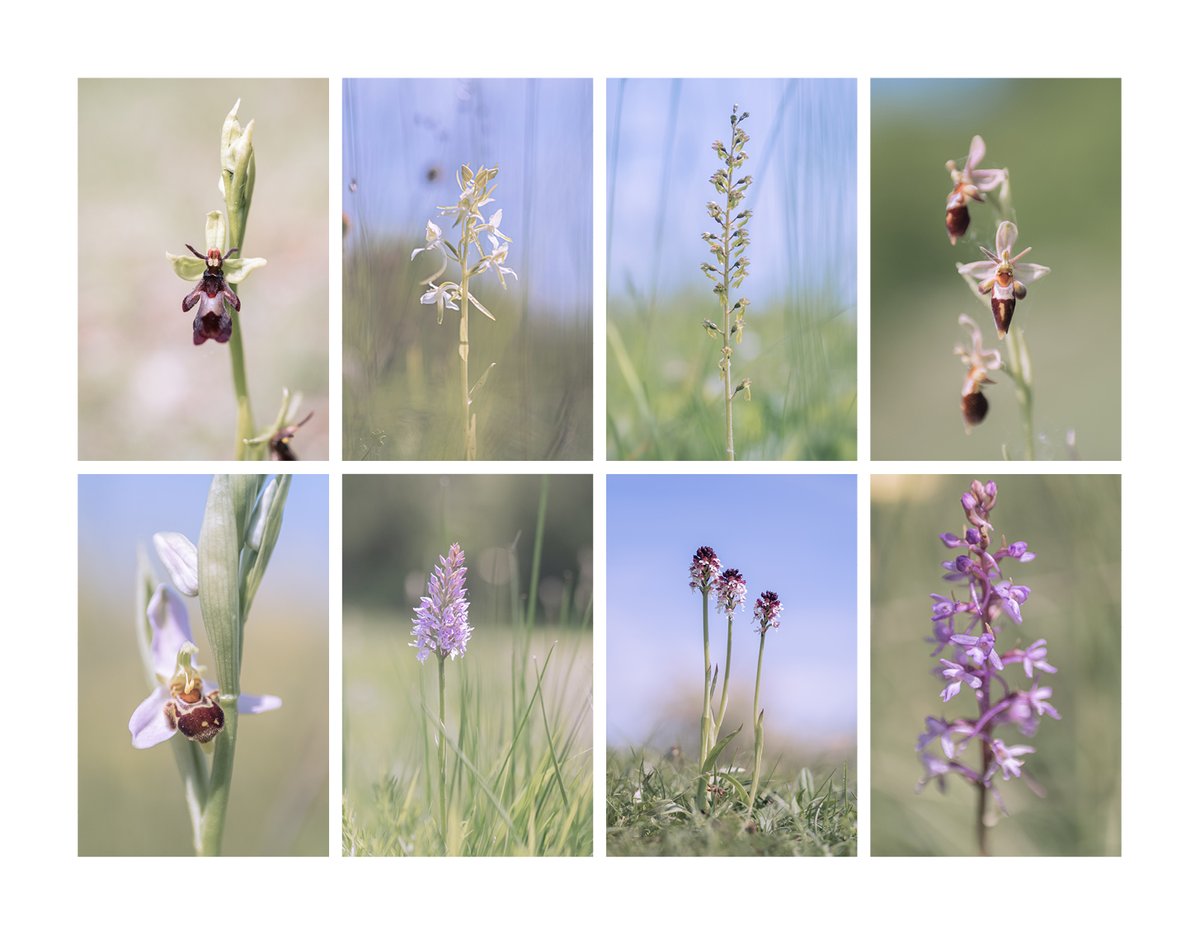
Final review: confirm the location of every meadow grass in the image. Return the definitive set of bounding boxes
[344,236,591,461]
[607,292,855,460]
[607,749,856,856]
[343,608,592,856]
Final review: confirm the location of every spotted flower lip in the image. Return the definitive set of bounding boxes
[128,585,280,749]
[957,221,1051,338]
[944,135,1007,245]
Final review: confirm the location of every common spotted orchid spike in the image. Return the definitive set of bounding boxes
[410,543,472,662]
[944,135,1007,246]
[957,222,1051,338]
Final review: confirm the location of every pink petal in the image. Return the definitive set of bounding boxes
[995,221,1019,257]
[966,135,986,170]
[237,693,282,714]
[957,259,994,282]
[129,686,176,749]
[1015,262,1051,283]
[147,585,194,679]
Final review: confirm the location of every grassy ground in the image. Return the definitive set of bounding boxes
[607,293,856,460]
[607,749,856,856]
[343,611,592,856]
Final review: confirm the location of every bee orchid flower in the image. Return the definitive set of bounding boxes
[129,584,280,749]
[944,135,1008,245]
[957,221,1050,338]
[954,314,1003,429]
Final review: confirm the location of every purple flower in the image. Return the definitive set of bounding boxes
[753,590,782,633]
[951,632,1004,670]
[990,739,1036,780]
[714,567,747,614]
[411,543,472,662]
[917,716,963,759]
[129,585,280,749]
[1007,638,1057,679]
[939,658,982,702]
[688,545,721,592]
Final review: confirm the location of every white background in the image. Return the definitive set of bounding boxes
[2,0,1190,929]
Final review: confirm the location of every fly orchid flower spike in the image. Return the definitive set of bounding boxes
[916,480,1058,826]
[129,584,281,749]
[944,135,1008,245]
[411,543,472,662]
[167,210,266,345]
[955,314,1003,430]
[958,221,1050,339]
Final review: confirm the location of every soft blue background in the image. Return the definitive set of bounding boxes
[343,78,592,317]
[607,78,856,312]
[607,474,856,748]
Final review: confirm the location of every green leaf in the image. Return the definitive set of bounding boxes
[700,724,743,774]
[240,474,291,628]
[198,475,244,695]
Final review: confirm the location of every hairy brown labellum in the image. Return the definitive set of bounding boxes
[961,391,989,427]
[991,296,1017,338]
[165,690,225,744]
[945,201,970,245]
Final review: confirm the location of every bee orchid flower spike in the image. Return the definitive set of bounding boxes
[957,221,1050,338]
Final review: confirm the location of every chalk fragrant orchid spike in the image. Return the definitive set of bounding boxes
[129,585,281,749]
[411,543,472,662]
[957,221,1050,339]
[955,314,1003,430]
[944,135,1008,245]
[915,481,1059,848]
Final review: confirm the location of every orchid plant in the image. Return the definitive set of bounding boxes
[411,165,517,460]
[701,106,753,460]
[942,136,1050,457]
[165,100,312,460]
[128,474,290,855]
[688,546,782,821]
[916,480,1059,855]
[410,543,473,850]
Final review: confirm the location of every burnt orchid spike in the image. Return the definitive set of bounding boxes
[916,480,1057,855]
[753,591,782,633]
[411,543,472,662]
[689,546,721,592]
[714,568,747,614]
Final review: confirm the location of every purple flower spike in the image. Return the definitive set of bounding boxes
[715,567,747,614]
[753,591,783,633]
[689,545,721,593]
[411,543,473,662]
[915,481,1057,834]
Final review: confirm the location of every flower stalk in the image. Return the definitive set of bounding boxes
[749,590,781,805]
[702,106,752,460]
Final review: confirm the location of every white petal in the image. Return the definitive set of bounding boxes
[237,693,282,714]
[1016,262,1051,283]
[957,260,994,282]
[971,167,1006,192]
[147,585,194,678]
[966,135,987,172]
[995,221,1019,257]
[153,532,198,597]
[129,687,176,748]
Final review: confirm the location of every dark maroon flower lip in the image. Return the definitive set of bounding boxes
[193,310,232,345]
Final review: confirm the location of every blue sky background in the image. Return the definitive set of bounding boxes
[607,78,856,313]
[342,78,591,318]
[607,475,856,749]
[79,474,329,610]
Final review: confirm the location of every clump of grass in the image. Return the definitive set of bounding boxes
[607,751,855,857]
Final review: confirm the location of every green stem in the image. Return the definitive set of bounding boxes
[459,238,473,460]
[697,590,713,812]
[721,122,736,461]
[437,653,449,853]
[228,303,255,460]
[749,629,767,805]
[198,703,238,856]
[715,611,733,734]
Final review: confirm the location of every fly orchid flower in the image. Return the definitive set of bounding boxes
[129,584,280,749]
[957,221,1050,338]
[954,314,1003,429]
[944,135,1008,245]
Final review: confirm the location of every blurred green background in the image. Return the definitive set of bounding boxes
[342,79,592,461]
[607,79,857,461]
[871,474,1120,856]
[342,474,593,853]
[78,80,329,460]
[871,79,1120,460]
[78,475,329,856]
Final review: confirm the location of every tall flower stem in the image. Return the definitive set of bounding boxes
[749,629,767,805]
[1007,327,1035,460]
[715,611,733,734]
[700,596,713,760]
[720,117,737,461]
[228,298,255,460]
[199,705,239,856]
[437,653,449,850]
[458,238,473,460]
